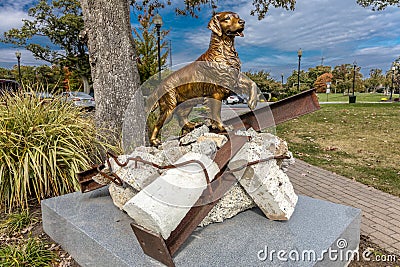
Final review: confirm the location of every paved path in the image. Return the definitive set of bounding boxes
[319,101,394,104]
[287,159,400,254]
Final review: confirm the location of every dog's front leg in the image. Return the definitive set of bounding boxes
[248,81,258,110]
[240,74,258,110]
[208,97,225,131]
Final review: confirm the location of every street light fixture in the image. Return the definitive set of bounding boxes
[15,51,22,83]
[297,49,302,92]
[350,61,357,103]
[391,64,395,101]
[352,61,356,96]
[153,13,163,81]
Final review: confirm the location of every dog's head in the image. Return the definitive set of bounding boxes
[208,11,245,38]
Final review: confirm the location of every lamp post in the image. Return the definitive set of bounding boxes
[297,49,302,92]
[281,73,284,87]
[391,65,395,101]
[352,62,356,96]
[349,61,357,103]
[15,51,21,83]
[153,13,163,81]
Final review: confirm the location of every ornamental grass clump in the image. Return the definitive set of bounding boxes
[0,91,118,211]
[0,237,57,266]
[0,210,37,235]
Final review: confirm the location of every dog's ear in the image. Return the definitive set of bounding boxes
[208,14,222,36]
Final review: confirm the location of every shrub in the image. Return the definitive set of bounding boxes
[0,91,119,211]
[0,210,37,235]
[0,237,57,266]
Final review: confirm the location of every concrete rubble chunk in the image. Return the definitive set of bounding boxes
[229,130,298,220]
[122,152,220,239]
[199,183,255,227]
[158,139,192,165]
[197,132,228,148]
[179,125,209,145]
[110,151,162,191]
[190,139,217,158]
[107,127,297,232]
[108,183,137,209]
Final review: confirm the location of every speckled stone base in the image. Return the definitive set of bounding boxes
[42,187,361,267]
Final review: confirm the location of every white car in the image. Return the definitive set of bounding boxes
[60,91,95,109]
[226,95,240,104]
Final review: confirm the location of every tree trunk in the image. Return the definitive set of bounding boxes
[80,0,145,149]
[81,75,90,94]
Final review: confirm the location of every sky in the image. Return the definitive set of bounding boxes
[1,0,400,81]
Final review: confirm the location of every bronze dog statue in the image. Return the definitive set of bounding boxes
[147,11,258,146]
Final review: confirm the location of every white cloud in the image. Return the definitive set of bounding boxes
[178,0,400,77]
[0,1,35,32]
[0,48,48,68]
[356,45,400,57]
[235,0,400,51]
[0,9,30,33]
[1,0,399,77]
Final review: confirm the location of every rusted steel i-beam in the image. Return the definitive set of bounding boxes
[224,88,320,131]
[131,89,320,266]
[77,164,106,193]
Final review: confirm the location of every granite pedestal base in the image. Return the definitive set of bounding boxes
[42,187,361,266]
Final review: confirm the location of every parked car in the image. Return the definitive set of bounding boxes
[238,94,248,104]
[24,92,54,103]
[226,95,240,105]
[0,79,20,96]
[60,91,95,109]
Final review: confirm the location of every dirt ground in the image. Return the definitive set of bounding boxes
[349,235,400,266]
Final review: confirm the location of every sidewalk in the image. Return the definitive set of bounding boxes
[287,159,400,254]
[318,101,394,104]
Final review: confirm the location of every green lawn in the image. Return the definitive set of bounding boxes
[316,93,397,102]
[276,103,400,197]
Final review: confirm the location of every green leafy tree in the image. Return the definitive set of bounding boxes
[386,58,400,96]
[286,70,308,91]
[307,65,332,87]
[0,67,14,80]
[157,0,296,19]
[244,70,283,99]
[1,0,91,93]
[356,0,400,10]
[4,64,76,93]
[332,64,364,94]
[243,70,277,92]
[332,64,349,93]
[133,10,169,84]
[364,69,385,92]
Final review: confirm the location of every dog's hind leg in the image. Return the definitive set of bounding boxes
[150,104,175,146]
[175,101,197,135]
[207,97,225,132]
